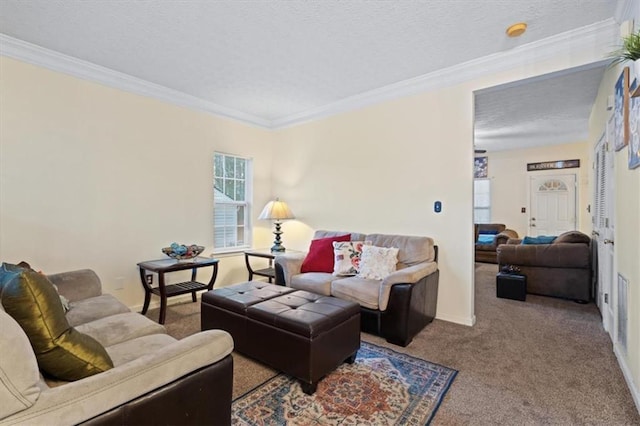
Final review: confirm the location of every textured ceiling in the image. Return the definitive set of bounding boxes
[0,1,622,150]
[475,63,608,151]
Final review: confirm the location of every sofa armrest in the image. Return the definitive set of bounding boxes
[3,330,234,426]
[495,229,518,246]
[379,261,438,311]
[506,238,522,245]
[274,253,306,286]
[47,269,102,302]
[497,243,590,269]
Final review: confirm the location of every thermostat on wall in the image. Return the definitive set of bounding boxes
[434,201,442,213]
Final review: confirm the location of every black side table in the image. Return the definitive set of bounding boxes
[244,249,276,283]
[496,272,526,301]
[137,257,219,324]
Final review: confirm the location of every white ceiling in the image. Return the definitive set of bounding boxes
[474,63,608,152]
[0,1,630,151]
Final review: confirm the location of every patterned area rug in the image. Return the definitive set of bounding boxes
[232,342,457,425]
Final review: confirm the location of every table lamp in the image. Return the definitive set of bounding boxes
[258,198,295,252]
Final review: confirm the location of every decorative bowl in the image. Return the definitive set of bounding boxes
[162,243,205,261]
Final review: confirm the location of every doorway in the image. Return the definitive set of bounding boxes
[528,174,577,236]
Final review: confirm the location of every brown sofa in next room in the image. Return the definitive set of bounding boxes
[475,223,519,264]
[496,230,593,303]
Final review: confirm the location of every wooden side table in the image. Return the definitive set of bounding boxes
[244,249,277,282]
[137,257,219,324]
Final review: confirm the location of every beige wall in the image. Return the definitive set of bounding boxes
[483,141,591,238]
[0,57,276,309]
[272,45,608,326]
[589,59,640,405]
[0,38,617,328]
[273,86,475,325]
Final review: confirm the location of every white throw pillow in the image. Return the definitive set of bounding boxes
[357,245,399,280]
[333,241,365,276]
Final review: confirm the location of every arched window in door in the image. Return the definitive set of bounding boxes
[538,179,568,192]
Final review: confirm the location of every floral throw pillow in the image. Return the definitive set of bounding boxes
[357,245,399,280]
[333,241,365,276]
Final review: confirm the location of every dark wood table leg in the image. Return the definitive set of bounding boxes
[139,267,152,315]
[191,267,198,302]
[158,272,167,325]
[244,252,254,281]
[206,262,219,291]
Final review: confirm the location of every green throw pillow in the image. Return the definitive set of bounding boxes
[0,263,113,381]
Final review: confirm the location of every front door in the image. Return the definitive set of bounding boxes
[529,174,577,236]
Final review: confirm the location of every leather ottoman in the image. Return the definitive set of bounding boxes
[201,281,361,394]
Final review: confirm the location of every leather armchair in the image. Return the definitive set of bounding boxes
[475,223,518,263]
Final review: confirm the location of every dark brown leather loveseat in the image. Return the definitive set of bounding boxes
[496,230,592,302]
[475,223,518,263]
[274,231,439,347]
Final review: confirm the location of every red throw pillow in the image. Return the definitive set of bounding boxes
[300,234,351,273]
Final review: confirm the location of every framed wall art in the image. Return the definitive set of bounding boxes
[614,67,630,152]
[474,156,488,178]
[629,78,639,169]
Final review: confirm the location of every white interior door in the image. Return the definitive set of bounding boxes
[529,174,577,236]
[594,133,615,336]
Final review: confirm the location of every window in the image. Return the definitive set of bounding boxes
[214,153,252,251]
[474,179,491,223]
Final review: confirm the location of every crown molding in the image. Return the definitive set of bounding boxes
[0,34,272,128]
[271,19,619,129]
[1,19,619,131]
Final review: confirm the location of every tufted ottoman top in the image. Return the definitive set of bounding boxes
[201,281,295,315]
[247,290,360,338]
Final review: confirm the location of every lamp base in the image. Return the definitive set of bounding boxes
[271,221,286,253]
[270,244,286,253]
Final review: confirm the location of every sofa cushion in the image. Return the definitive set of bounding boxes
[301,234,351,273]
[476,224,506,234]
[333,241,364,276]
[106,334,177,366]
[290,272,334,296]
[313,230,367,242]
[331,276,380,310]
[357,245,399,280]
[0,307,41,419]
[66,294,131,327]
[75,312,166,347]
[553,230,591,244]
[366,234,435,265]
[0,266,113,381]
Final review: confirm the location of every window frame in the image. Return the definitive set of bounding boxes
[473,178,491,224]
[213,152,253,253]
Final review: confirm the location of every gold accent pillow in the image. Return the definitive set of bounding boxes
[0,264,113,381]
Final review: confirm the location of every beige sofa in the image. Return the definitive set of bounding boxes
[275,231,439,347]
[1,267,234,425]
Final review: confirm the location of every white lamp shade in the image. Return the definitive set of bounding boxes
[258,199,295,221]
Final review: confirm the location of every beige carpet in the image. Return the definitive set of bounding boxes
[146,263,640,424]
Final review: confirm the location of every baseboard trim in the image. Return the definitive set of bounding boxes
[614,344,640,413]
[436,313,476,327]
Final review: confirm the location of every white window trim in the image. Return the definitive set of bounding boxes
[213,152,253,254]
[474,178,491,224]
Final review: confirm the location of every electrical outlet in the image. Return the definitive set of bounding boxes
[146,274,153,285]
